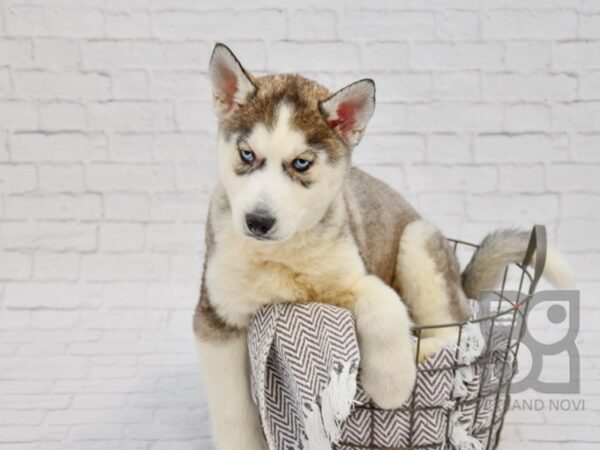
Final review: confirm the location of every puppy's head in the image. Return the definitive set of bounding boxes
[209,43,376,242]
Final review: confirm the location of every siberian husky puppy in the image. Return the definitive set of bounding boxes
[193,44,571,450]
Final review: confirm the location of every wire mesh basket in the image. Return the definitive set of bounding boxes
[336,225,547,450]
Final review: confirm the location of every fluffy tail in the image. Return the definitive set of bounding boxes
[461,229,573,299]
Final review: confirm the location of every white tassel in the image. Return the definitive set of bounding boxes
[446,303,486,449]
[449,411,484,450]
[302,362,358,450]
[451,323,484,401]
[453,369,468,399]
[443,399,457,410]
[456,322,486,365]
[320,362,358,443]
[302,402,332,450]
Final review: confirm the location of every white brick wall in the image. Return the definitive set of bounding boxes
[0,1,598,449]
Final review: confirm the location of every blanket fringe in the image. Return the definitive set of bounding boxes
[302,402,332,450]
[456,322,486,366]
[302,362,358,450]
[321,362,357,443]
[449,411,484,450]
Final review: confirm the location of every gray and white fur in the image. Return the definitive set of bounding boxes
[193,43,573,450]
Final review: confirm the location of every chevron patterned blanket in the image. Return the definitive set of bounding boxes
[248,302,512,450]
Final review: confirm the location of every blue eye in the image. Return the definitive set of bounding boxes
[240,149,255,163]
[293,158,311,172]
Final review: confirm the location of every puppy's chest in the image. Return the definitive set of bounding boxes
[256,258,360,301]
[206,238,365,327]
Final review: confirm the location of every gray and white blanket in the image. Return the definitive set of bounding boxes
[248,302,513,450]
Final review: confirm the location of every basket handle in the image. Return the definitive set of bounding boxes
[522,224,547,295]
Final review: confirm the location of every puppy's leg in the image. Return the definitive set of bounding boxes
[396,220,470,363]
[197,333,266,450]
[352,274,416,409]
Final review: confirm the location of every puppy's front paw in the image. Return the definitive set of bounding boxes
[352,276,417,409]
[360,340,416,409]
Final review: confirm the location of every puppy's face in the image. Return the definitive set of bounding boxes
[209,44,376,243]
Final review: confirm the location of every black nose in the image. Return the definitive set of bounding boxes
[245,211,276,236]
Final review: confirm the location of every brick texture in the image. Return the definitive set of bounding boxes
[0,1,598,449]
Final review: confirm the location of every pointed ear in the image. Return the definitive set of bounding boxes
[209,43,256,117]
[318,79,376,147]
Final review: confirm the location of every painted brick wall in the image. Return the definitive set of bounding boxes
[0,1,598,449]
